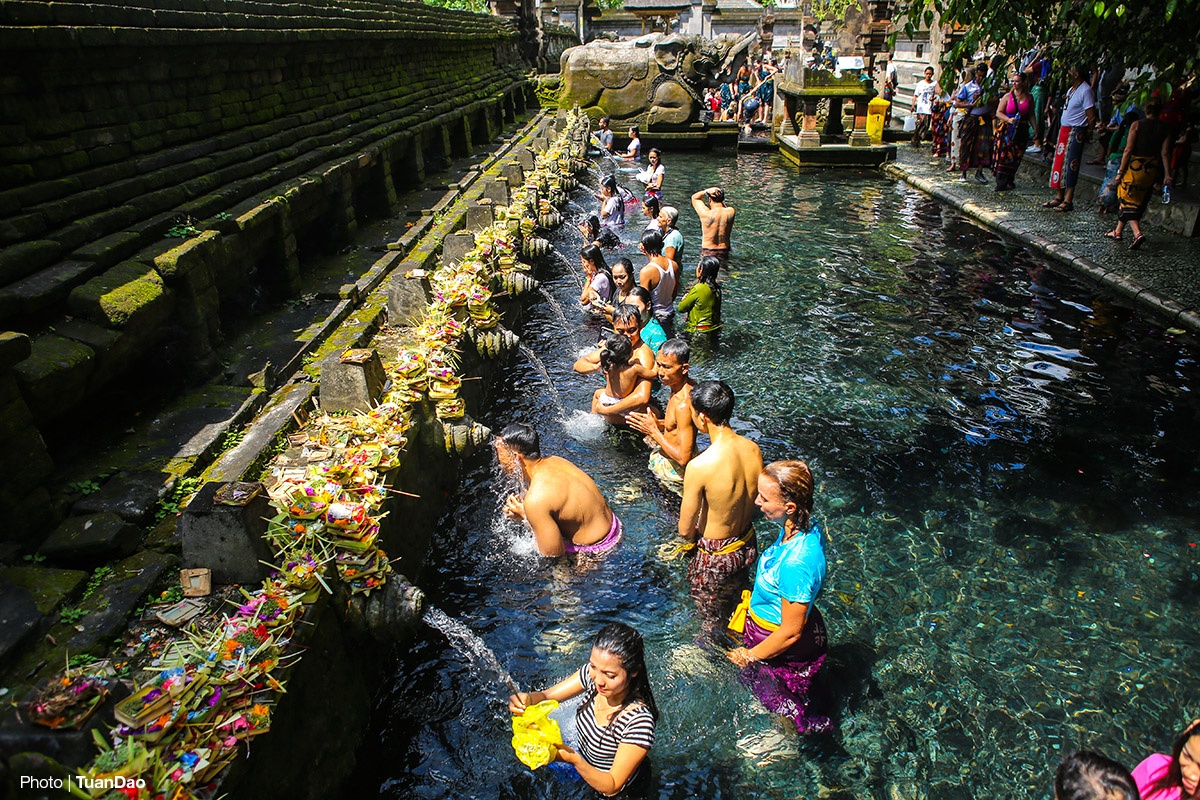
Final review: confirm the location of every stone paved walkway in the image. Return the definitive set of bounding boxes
[885,145,1200,333]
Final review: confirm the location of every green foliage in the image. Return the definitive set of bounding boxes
[218,428,245,454]
[60,605,86,624]
[23,553,46,564]
[156,476,204,521]
[894,0,1200,96]
[421,0,490,13]
[68,653,98,668]
[165,215,202,239]
[809,0,863,23]
[67,479,102,496]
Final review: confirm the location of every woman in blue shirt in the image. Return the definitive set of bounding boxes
[727,459,832,733]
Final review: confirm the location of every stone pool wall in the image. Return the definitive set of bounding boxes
[0,0,531,545]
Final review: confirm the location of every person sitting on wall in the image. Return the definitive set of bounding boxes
[496,423,622,556]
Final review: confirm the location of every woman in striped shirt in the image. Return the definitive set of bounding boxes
[509,623,657,795]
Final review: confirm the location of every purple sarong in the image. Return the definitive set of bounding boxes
[739,608,831,734]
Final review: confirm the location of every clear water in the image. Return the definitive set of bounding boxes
[346,153,1200,800]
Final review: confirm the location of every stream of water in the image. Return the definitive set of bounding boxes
[347,152,1200,800]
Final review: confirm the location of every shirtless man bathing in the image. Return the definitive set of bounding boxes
[497,423,622,556]
[627,338,696,496]
[691,186,736,268]
[677,380,763,620]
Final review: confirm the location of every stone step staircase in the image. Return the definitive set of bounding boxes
[0,0,531,544]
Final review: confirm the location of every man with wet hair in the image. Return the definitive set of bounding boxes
[678,380,763,620]
[574,304,655,373]
[691,186,735,268]
[628,338,696,496]
[1054,751,1140,800]
[592,116,614,153]
[496,423,622,556]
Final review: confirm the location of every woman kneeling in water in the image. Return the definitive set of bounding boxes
[509,623,658,796]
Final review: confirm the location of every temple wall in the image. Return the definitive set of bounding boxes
[0,0,531,545]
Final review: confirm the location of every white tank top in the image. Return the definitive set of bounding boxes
[650,261,676,318]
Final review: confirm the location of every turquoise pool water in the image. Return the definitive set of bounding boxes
[347,152,1200,799]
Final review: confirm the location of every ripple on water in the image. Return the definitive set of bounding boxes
[345,152,1200,800]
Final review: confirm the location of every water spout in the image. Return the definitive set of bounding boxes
[423,606,519,694]
[517,342,569,421]
[536,285,577,335]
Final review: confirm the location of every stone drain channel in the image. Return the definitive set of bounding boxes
[0,108,592,800]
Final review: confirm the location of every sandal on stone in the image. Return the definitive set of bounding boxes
[1130,234,1146,250]
[1103,230,1121,240]
[1054,202,1074,212]
[1042,199,1062,208]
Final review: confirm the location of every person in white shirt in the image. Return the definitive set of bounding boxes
[1045,66,1097,212]
[911,65,942,146]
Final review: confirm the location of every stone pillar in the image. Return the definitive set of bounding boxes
[319,348,386,413]
[400,138,425,186]
[850,98,872,147]
[179,482,274,585]
[442,232,476,266]
[501,162,524,187]
[387,266,433,326]
[798,98,821,148]
[466,203,494,231]
[481,177,510,206]
[517,148,535,170]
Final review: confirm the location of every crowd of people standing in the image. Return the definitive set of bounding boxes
[500,103,1198,796]
[903,53,1194,250]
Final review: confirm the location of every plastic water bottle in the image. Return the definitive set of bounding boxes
[1163,185,1172,205]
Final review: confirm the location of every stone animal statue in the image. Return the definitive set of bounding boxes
[559,32,757,128]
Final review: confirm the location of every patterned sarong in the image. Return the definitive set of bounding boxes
[738,610,831,733]
[1117,156,1161,222]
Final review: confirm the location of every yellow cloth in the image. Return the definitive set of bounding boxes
[727,590,783,635]
[658,526,755,562]
[511,700,563,770]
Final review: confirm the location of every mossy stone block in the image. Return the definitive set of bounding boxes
[12,334,95,422]
[0,331,31,371]
[67,260,175,331]
[153,230,222,282]
[0,240,63,285]
[39,512,142,565]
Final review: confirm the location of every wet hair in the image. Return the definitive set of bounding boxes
[601,175,618,195]
[581,215,601,240]
[640,229,664,256]
[658,337,690,364]
[600,116,610,126]
[648,147,662,160]
[762,460,814,532]
[599,332,633,372]
[498,423,540,460]
[642,195,661,219]
[1148,721,1200,800]
[591,622,658,721]
[581,244,614,302]
[627,286,652,314]
[661,206,679,228]
[1055,751,1140,800]
[691,380,734,425]
[708,187,725,202]
[696,254,723,307]
[628,125,640,137]
[612,257,634,282]
[613,303,642,329]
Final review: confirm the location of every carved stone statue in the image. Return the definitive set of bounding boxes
[559,32,757,129]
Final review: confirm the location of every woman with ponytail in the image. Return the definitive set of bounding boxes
[727,459,831,734]
[676,255,723,334]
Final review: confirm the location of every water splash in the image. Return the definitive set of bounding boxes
[423,606,520,694]
[560,409,606,442]
[517,342,568,420]
[548,250,586,292]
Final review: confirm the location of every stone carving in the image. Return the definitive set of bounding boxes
[559,32,757,128]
